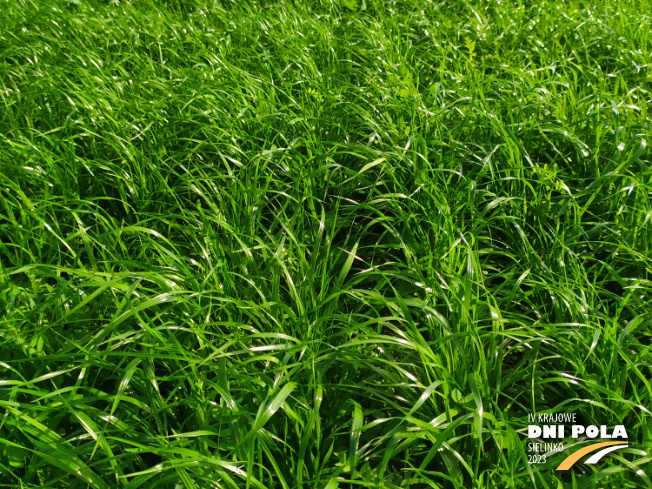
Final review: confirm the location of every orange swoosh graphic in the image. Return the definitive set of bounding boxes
[556,441,628,470]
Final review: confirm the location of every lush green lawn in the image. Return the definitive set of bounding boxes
[1,0,651,487]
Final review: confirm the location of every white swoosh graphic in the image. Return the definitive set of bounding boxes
[584,444,629,464]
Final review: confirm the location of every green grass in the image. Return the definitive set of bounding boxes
[1,0,651,487]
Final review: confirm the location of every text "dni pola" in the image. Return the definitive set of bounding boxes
[528,425,627,439]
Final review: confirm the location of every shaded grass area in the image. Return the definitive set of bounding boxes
[0,0,651,487]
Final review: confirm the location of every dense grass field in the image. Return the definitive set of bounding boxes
[1,0,651,487]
